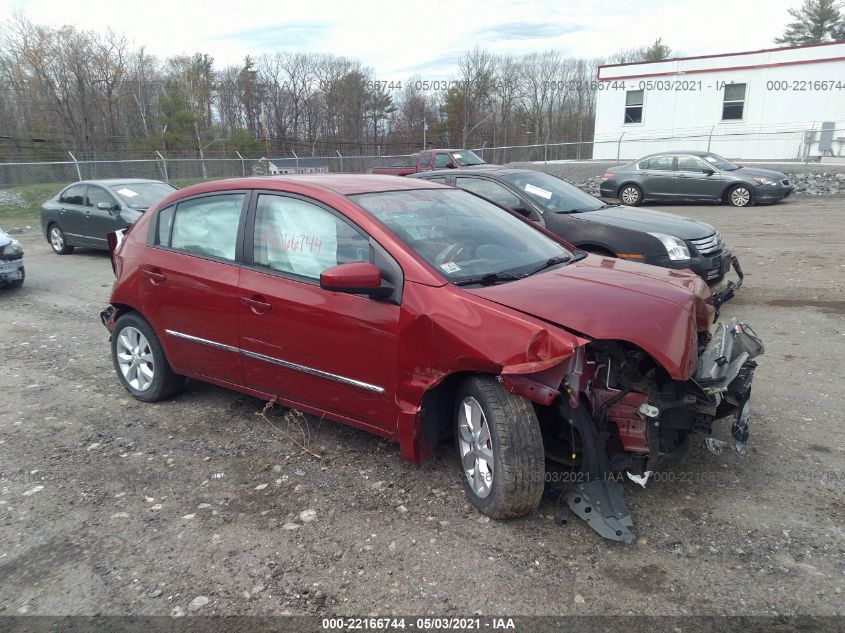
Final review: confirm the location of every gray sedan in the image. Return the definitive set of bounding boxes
[41,179,175,254]
[600,151,794,207]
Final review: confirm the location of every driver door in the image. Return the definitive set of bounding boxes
[238,192,401,432]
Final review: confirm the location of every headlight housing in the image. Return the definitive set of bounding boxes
[3,238,23,257]
[753,177,778,186]
[649,232,690,261]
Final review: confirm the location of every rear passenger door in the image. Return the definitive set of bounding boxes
[639,156,675,198]
[141,192,248,385]
[57,184,88,244]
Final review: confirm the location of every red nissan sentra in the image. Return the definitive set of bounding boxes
[101,175,762,542]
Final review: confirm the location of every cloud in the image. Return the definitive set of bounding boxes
[217,20,336,50]
[472,21,581,42]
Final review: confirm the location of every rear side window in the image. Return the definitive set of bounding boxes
[167,194,244,261]
[456,177,522,209]
[645,156,673,171]
[253,194,369,280]
[60,185,86,205]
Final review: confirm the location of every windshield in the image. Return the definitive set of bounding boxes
[701,153,739,171]
[109,182,176,209]
[352,189,572,285]
[451,150,485,166]
[501,171,603,213]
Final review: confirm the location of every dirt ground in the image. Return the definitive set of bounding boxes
[0,196,843,618]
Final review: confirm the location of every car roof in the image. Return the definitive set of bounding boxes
[173,174,451,199]
[72,179,170,186]
[638,150,711,160]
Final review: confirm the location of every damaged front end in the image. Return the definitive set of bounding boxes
[522,318,764,544]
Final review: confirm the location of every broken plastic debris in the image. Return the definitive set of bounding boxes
[626,471,652,488]
[705,437,727,455]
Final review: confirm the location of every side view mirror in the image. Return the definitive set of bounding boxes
[320,262,393,299]
[98,201,117,211]
[703,169,715,176]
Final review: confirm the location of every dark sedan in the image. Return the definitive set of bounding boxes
[600,151,793,207]
[41,179,176,254]
[410,167,742,294]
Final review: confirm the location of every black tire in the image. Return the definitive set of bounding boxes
[726,184,753,207]
[111,312,185,402]
[48,223,74,255]
[618,184,643,206]
[454,375,545,519]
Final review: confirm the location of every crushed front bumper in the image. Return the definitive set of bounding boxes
[0,257,24,285]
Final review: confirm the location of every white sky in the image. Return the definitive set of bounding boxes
[0,0,801,78]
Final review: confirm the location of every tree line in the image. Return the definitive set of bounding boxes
[0,14,679,162]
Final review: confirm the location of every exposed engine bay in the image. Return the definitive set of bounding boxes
[537,318,764,543]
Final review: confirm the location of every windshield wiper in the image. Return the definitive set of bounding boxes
[524,255,571,277]
[454,271,522,287]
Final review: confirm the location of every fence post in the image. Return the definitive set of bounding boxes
[156,151,169,183]
[68,151,82,181]
[616,133,626,164]
[235,151,246,177]
[336,149,343,173]
[707,125,715,152]
[292,150,299,174]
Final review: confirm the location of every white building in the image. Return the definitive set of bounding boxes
[592,41,845,160]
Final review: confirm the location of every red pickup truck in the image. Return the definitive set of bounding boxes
[371,149,488,176]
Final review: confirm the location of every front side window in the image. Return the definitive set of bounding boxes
[253,195,370,280]
[701,153,739,171]
[352,189,572,285]
[434,153,450,168]
[676,156,711,172]
[168,194,244,261]
[86,185,116,208]
[60,185,86,205]
[624,90,644,124]
[456,177,522,210]
[722,83,746,120]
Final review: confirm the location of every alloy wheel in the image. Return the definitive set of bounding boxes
[49,226,64,252]
[457,396,495,498]
[730,187,751,207]
[116,326,155,391]
[620,186,640,205]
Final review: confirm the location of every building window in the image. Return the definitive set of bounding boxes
[722,83,746,121]
[624,90,644,124]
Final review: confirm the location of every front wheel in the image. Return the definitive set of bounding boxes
[48,224,74,255]
[727,184,753,207]
[455,376,545,518]
[111,312,185,402]
[618,184,643,206]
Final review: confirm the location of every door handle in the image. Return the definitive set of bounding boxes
[241,295,272,314]
[142,268,166,284]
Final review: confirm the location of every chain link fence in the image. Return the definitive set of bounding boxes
[2,127,843,191]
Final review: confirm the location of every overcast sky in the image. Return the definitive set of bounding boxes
[1,0,801,77]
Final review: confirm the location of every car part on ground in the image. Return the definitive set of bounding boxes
[41,179,176,254]
[100,174,762,543]
[600,151,794,206]
[410,167,742,295]
[0,228,25,288]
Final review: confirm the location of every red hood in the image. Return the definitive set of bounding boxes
[468,255,713,380]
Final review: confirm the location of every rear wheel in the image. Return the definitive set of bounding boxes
[727,184,753,207]
[111,312,185,402]
[455,376,545,518]
[48,224,74,255]
[618,184,643,206]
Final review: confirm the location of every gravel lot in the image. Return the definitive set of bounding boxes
[1,197,843,618]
